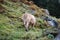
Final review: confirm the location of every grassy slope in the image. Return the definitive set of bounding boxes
[0,0,59,40]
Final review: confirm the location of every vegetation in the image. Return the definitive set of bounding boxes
[0,0,60,40]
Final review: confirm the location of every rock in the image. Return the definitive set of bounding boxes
[54,34,60,40]
[44,16,58,27]
[41,9,50,15]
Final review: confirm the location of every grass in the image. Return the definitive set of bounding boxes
[0,0,58,40]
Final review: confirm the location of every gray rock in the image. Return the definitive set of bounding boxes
[44,16,58,27]
[44,9,50,15]
[54,34,60,40]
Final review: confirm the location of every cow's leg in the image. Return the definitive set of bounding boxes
[25,21,29,31]
[24,21,25,25]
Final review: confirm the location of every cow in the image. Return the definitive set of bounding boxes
[21,12,36,31]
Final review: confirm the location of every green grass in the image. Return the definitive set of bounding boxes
[0,0,57,40]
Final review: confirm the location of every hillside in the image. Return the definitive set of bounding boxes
[0,0,60,40]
